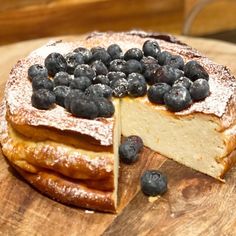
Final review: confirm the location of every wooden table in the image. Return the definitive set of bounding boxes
[0,36,236,236]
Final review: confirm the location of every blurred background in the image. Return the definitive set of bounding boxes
[0,0,235,45]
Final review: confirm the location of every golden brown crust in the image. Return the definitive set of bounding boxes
[1,103,114,187]
[13,164,116,213]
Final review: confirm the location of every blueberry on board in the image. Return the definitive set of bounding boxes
[142,40,161,58]
[31,89,55,110]
[164,86,192,112]
[65,52,85,74]
[64,89,85,111]
[70,76,92,91]
[184,60,209,81]
[124,48,143,61]
[54,71,71,87]
[107,71,126,83]
[157,51,172,66]
[107,44,123,60]
[141,170,167,196]
[165,54,184,70]
[94,97,115,118]
[127,73,147,97]
[90,47,111,65]
[73,47,92,63]
[125,135,144,152]
[147,83,171,104]
[172,76,192,89]
[92,75,110,86]
[28,64,48,81]
[119,140,140,164]
[109,59,126,73]
[110,78,128,98]
[53,86,71,107]
[189,78,210,101]
[70,97,99,119]
[156,65,184,85]
[32,77,54,91]
[124,59,143,74]
[44,52,67,77]
[74,64,96,80]
[91,60,108,75]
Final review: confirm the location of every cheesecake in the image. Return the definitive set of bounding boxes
[1,31,236,212]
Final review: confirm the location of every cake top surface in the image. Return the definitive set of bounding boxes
[5,31,236,146]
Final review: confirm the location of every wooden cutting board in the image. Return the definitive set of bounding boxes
[0,36,236,236]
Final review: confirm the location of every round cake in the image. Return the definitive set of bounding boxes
[1,31,236,213]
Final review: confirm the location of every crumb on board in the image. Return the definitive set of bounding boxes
[85,210,95,214]
[148,196,160,203]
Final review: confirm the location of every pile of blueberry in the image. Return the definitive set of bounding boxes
[28,40,210,118]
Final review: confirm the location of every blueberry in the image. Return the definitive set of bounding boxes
[173,77,192,89]
[125,135,144,152]
[119,135,143,164]
[157,51,172,66]
[141,170,167,196]
[28,64,48,81]
[124,59,143,74]
[73,47,92,63]
[53,86,71,107]
[189,78,210,101]
[64,89,84,111]
[142,40,161,58]
[65,52,84,74]
[127,73,147,97]
[107,72,126,83]
[184,60,209,81]
[94,97,115,118]
[140,57,159,71]
[54,71,71,87]
[85,84,112,99]
[141,57,160,85]
[124,48,143,61]
[74,64,96,80]
[164,86,192,112]
[147,83,171,104]
[32,77,54,91]
[90,60,108,75]
[119,141,139,164]
[109,59,126,73]
[165,54,184,70]
[31,89,55,110]
[70,76,91,91]
[92,75,110,85]
[107,44,123,60]
[70,97,98,119]
[91,47,111,65]
[156,65,184,85]
[110,78,128,98]
[44,52,67,77]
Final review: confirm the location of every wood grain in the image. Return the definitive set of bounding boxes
[0,0,183,45]
[184,0,236,35]
[0,35,236,235]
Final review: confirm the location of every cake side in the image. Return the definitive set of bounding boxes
[121,97,236,180]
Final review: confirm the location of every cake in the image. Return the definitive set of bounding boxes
[1,31,236,213]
